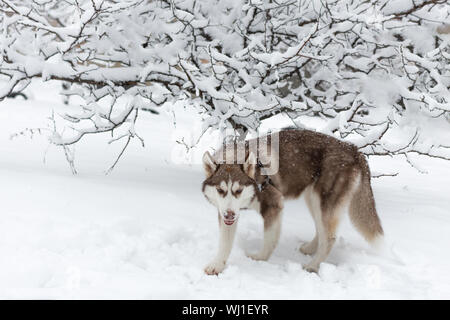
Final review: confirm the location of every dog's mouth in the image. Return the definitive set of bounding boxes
[223,218,236,225]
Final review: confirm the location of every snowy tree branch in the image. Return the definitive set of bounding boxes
[0,0,449,173]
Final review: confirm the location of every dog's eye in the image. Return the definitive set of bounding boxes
[217,188,225,195]
[235,189,243,195]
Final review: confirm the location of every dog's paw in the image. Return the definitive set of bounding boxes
[299,242,316,255]
[204,261,225,275]
[247,252,269,261]
[302,263,319,273]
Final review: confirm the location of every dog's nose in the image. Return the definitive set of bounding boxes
[224,210,235,220]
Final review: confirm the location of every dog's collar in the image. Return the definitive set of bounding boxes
[257,160,275,192]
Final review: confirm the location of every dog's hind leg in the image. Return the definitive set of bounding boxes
[300,235,318,256]
[204,213,238,275]
[302,189,341,273]
[303,168,361,273]
[300,185,319,255]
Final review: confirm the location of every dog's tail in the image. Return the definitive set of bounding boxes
[349,153,384,244]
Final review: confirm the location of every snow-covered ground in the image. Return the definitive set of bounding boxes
[0,81,449,299]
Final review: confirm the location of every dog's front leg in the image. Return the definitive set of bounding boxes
[204,214,238,275]
[248,185,284,261]
[247,208,282,261]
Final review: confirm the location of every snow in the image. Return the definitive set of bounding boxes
[0,81,449,299]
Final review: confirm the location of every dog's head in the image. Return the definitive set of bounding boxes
[201,150,257,226]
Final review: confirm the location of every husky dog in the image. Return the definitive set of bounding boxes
[201,129,383,275]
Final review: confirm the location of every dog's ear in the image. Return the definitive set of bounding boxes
[244,152,256,179]
[202,151,217,178]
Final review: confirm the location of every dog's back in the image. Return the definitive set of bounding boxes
[274,129,360,197]
[271,129,382,236]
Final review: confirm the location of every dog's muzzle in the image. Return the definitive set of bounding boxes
[223,210,237,225]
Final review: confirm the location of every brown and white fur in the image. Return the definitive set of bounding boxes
[201,129,383,275]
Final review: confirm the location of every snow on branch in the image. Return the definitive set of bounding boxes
[0,0,449,172]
